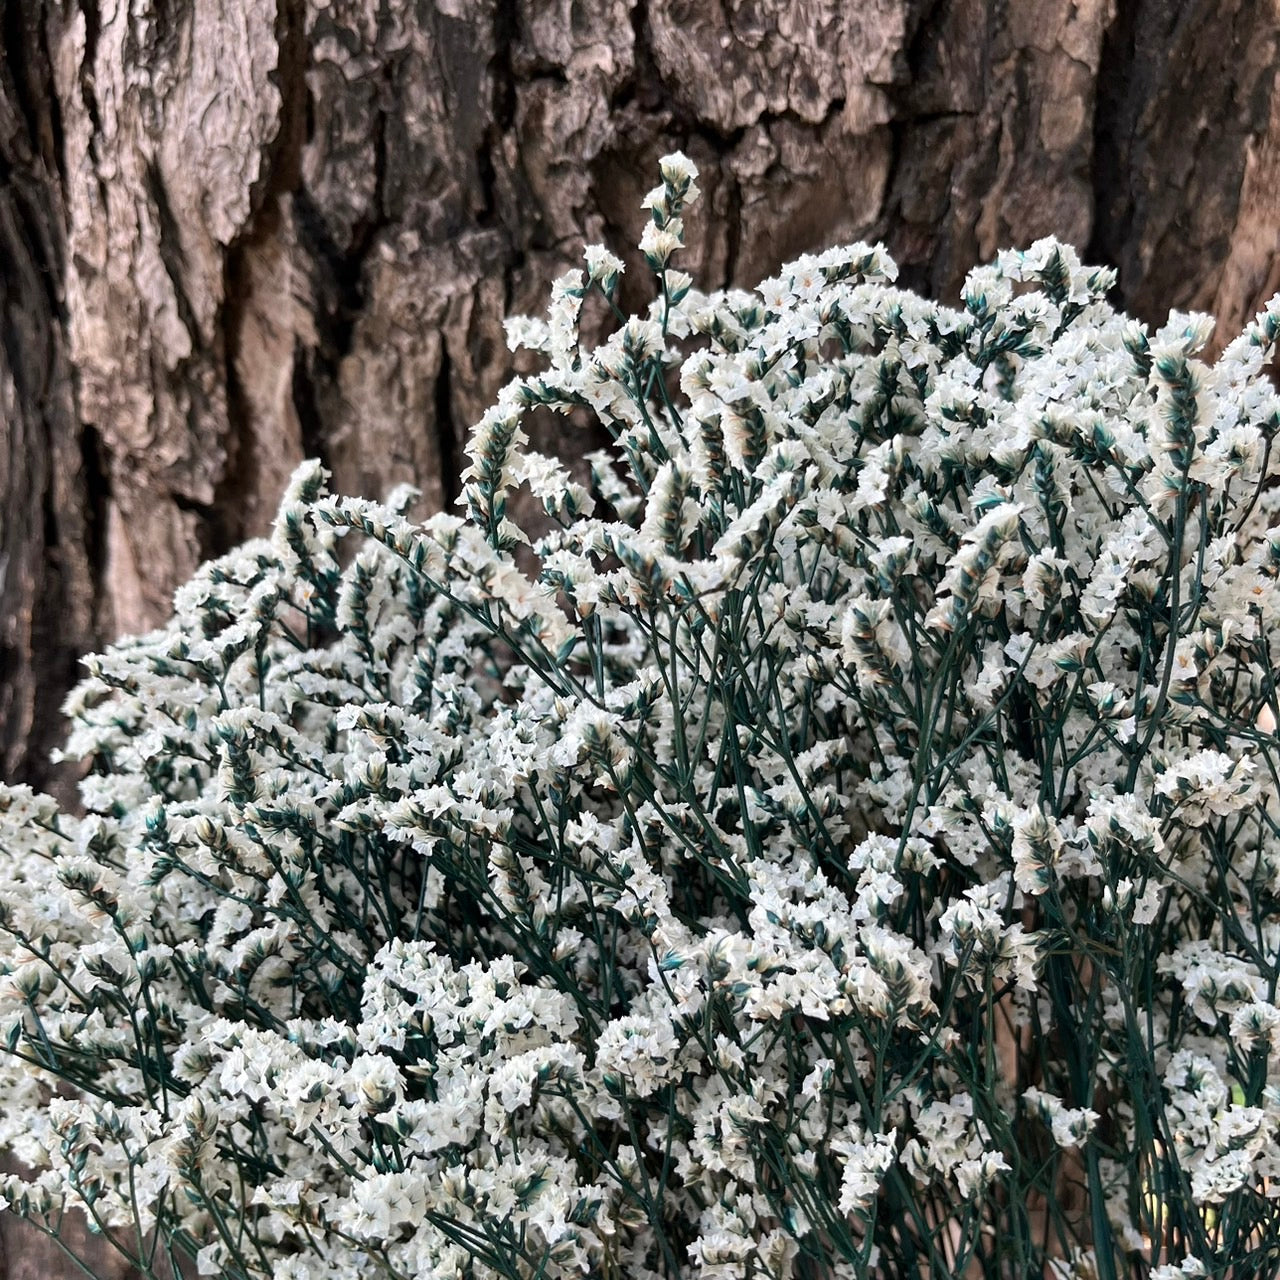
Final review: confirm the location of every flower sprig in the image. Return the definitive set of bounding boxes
[0,154,1278,1280]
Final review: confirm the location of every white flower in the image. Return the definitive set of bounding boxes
[658,151,699,191]
[583,244,625,286]
[595,1005,681,1098]
[1023,1087,1098,1149]
[832,1126,897,1216]
[640,221,684,270]
[1150,1259,1207,1280]
[1011,808,1065,895]
[953,1151,1010,1198]
[1155,749,1258,825]
[336,1170,428,1240]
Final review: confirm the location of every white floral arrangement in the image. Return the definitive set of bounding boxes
[1,153,1279,1280]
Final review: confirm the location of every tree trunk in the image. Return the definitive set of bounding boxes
[0,0,1278,1257]
[4,0,1279,794]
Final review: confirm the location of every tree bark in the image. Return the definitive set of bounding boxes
[0,0,1277,1257]
[3,0,1279,795]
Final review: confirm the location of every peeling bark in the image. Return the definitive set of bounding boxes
[3,0,1277,793]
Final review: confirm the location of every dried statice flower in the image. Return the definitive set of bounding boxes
[0,153,1279,1280]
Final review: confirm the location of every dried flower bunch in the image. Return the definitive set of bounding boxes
[1,154,1279,1280]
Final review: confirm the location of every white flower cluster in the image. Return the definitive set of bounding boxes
[1,155,1279,1279]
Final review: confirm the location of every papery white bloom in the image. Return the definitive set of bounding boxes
[1155,749,1258,825]
[640,221,685,270]
[1023,1087,1099,1149]
[504,313,552,354]
[1230,1000,1280,1056]
[336,1170,428,1240]
[658,151,700,193]
[1132,879,1165,925]
[953,1150,1010,1199]
[583,244,625,286]
[1011,807,1065,895]
[595,1005,681,1098]
[926,502,1024,633]
[1022,548,1071,609]
[832,1126,897,1216]
[1150,1259,1208,1280]
[1159,941,1265,1026]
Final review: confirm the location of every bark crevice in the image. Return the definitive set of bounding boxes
[1,0,1278,828]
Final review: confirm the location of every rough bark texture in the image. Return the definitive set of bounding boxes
[0,0,1277,1260]
[4,0,1280,792]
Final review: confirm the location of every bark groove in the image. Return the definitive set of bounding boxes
[1,2,1278,757]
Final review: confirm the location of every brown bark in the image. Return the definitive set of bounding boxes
[0,0,1278,1258]
[3,0,1279,794]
